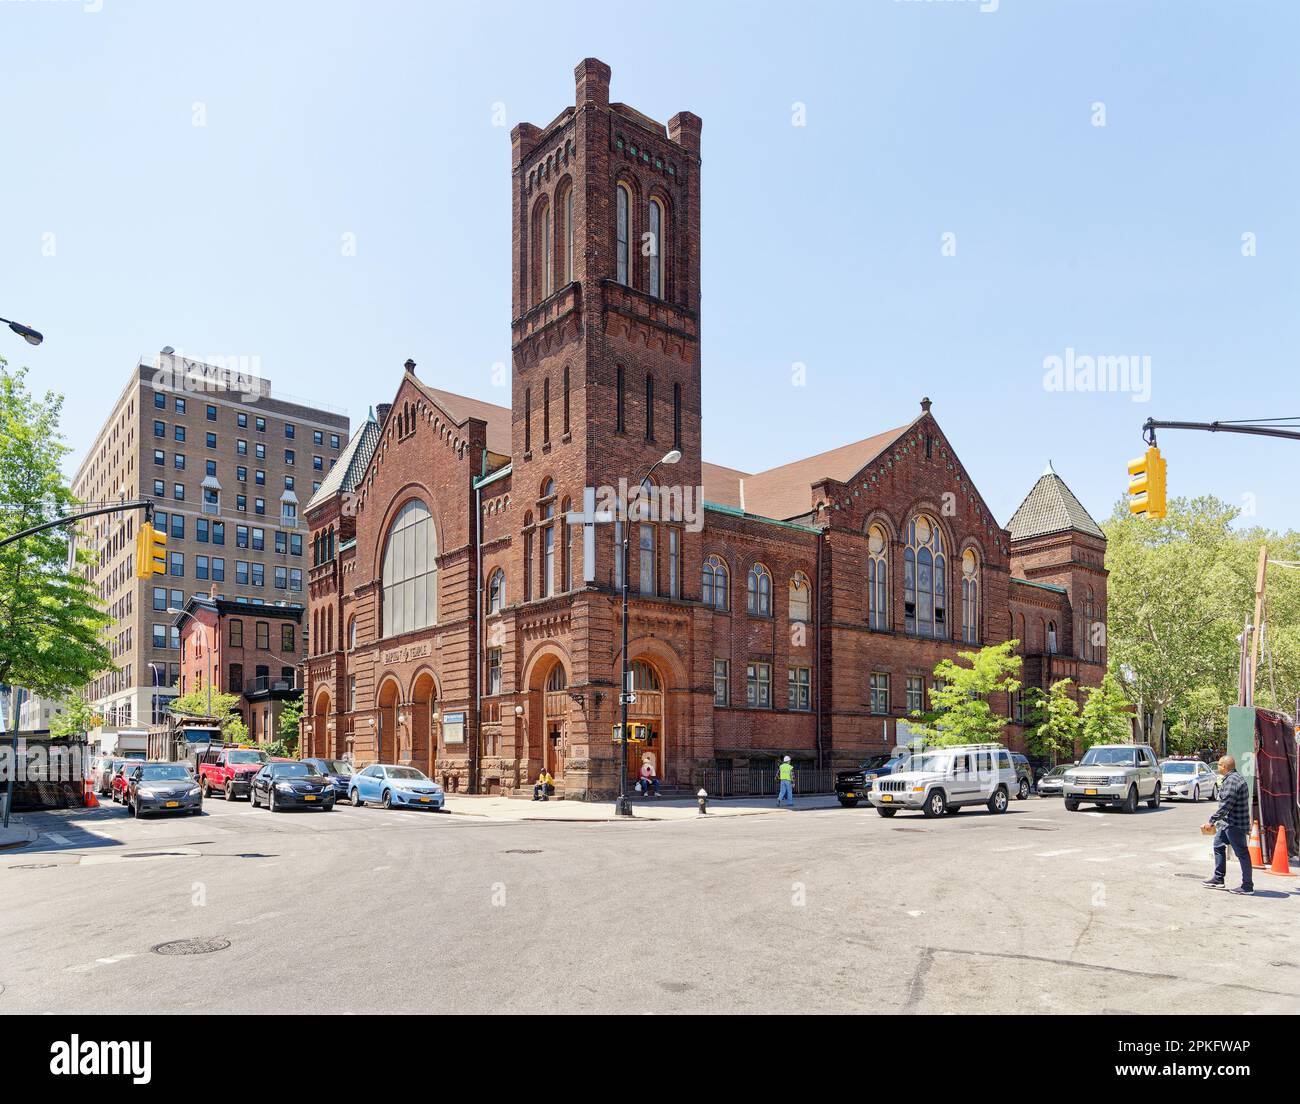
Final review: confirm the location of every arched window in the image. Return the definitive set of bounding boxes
[961,548,980,644]
[546,665,567,693]
[702,554,729,611]
[903,515,946,638]
[630,660,660,691]
[615,183,631,285]
[487,568,505,615]
[867,524,888,630]
[1083,587,1096,660]
[789,571,811,622]
[647,197,664,298]
[347,616,357,651]
[533,197,552,302]
[561,182,574,285]
[540,480,556,598]
[381,500,438,637]
[747,562,772,617]
[1047,620,1058,655]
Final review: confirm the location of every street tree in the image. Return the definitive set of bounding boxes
[1023,678,1081,764]
[1080,671,1134,748]
[908,640,1021,747]
[0,364,111,701]
[48,694,104,738]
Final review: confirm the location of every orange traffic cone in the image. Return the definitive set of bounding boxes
[1248,821,1265,868]
[1268,826,1294,876]
[83,777,99,809]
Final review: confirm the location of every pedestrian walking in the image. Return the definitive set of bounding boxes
[1202,755,1254,895]
[777,755,794,808]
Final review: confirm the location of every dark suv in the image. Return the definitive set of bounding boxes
[835,753,907,807]
[1010,753,1035,800]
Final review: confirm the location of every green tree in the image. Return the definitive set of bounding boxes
[908,641,1022,746]
[48,694,104,738]
[277,695,302,748]
[1080,672,1133,749]
[1023,678,1081,763]
[0,364,111,700]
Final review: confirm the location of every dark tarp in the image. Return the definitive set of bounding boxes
[1255,709,1299,860]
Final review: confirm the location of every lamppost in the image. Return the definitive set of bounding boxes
[615,448,681,817]
[0,317,42,346]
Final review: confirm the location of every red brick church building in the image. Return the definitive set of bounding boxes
[301,59,1108,798]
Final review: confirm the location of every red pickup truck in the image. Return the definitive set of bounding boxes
[196,747,269,800]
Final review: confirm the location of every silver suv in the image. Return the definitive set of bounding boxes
[867,744,1018,819]
[1062,744,1161,813]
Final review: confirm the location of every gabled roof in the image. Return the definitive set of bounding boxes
[702,424,912,521]
[424,387,511,454]
[305,409,382,513]
[1007,461,1105,542]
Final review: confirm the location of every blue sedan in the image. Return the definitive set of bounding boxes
[349,764,446,810]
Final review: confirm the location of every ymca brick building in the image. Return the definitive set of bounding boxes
[301,59,1107,798]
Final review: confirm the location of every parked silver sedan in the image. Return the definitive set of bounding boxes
[1036,764,1069,797]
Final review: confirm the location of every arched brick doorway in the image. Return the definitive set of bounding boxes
[312,690,332,759]
[523,651,571,787]
[376,678,400,764]
[410,671,437,779]
[625,659,664,787]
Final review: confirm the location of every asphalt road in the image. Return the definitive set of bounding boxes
[2,792,1297,1014]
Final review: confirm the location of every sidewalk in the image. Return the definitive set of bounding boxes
[442,792,841,822]
[0,814,37,850]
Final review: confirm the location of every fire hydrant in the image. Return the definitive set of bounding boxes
[697,788,709,815]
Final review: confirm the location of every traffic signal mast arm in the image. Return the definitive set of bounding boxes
[0,499,154,549]
[1142,417,1300,445]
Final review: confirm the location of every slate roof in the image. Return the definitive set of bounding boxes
[304,409,382,514]
[1006,461,1105,541]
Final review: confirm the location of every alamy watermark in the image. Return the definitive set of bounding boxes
[1042,347,1151,403]
[151,350,265,403]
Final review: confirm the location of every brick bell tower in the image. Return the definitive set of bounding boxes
[510,59,703,796]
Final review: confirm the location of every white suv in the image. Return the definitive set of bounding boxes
[867,744,1018,819]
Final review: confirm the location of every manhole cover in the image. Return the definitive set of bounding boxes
[503,849,543,855]
[152,937,230,956]
[1018,826,1058,832]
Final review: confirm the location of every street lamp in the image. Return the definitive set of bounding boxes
[616,448,681,817]
[0,317,43,346]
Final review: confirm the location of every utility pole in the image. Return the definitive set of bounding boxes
[1249,545,1268,707]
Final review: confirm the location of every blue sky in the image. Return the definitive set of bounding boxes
[2,0,1297,531]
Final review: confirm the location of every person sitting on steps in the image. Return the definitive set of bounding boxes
[532,769,554,801]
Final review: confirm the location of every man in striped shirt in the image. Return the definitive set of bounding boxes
[1202,755,1253,895]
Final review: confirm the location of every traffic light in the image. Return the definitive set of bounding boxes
[1127,445,1167,519]
[135,521,168,578]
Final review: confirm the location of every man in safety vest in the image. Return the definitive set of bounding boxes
[777,756,795,808]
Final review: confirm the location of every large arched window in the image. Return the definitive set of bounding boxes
[747,562,772,617]
[647,197,664,298]
[381,500,438,637]
[903,515,946,638]
[702,554,729,611]
[867,524,888,630]
[533,197,552,302]
[961,548,980,644]
[789,571,811,622]
[630,660,660,691]
[615,183,631,285]
[487,568,505,615]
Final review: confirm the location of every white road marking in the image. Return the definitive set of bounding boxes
[1034,848,1083,858]
[1084,853,1141,863]
[235,911,284,926]
[991,845,1034,853]
[45,833,72,846]
[66,952,135,973]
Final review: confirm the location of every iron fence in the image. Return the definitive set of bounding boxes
[695,764,834,798]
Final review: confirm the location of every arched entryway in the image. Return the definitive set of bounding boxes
[311,690,332,759]
[543,665,568,779]
[410,670,438,778]
[625,659,664,786]
[376,678,400,764]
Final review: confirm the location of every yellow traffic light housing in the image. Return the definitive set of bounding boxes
[135,521,168,578]
[1127,445,1167,519]
[612,723,649,745]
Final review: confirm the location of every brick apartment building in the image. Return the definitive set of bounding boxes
[174,591,304,743]
[300,59,1108,798]
[71,354,348,740]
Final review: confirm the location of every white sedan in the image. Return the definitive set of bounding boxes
[1160,760,1220,802]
